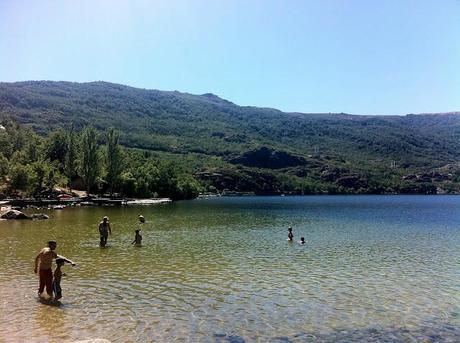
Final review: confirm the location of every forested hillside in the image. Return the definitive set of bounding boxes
[1,80,460,196]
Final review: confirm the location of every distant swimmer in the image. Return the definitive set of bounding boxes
[299,237,306,245]
[34,241,75,299]
[138,214,145,224]
[287,227,294,242]
[132,229,142,246]
[98,216,112,247]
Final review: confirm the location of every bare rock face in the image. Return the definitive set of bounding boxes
[229,147,307,169]
[0,209,32,220]
[71,340,111,343]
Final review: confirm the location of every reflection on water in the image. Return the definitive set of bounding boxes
[0,196,459,342]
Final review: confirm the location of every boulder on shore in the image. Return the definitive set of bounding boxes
[0,209,32,220]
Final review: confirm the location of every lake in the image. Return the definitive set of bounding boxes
[0,196,459,342]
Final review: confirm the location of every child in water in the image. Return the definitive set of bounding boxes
[287,227,294,241]
[132,229,142,246]
[299,237,306,245]
[53,258,66,301]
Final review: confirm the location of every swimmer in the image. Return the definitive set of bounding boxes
[138,214,145,224]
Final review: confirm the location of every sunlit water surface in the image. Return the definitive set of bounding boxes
[0,196,459,342]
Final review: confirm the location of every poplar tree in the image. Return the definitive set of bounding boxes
[66,125,77,192]
[80,126,99,195]
[106,128,122,195]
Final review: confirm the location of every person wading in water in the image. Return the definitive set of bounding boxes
[98,216,112,247]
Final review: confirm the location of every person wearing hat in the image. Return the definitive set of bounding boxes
[98,216,112,247]
[138,214,145,224]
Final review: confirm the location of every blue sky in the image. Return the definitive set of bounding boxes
[1,0,459,115]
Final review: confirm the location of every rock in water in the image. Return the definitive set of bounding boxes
[0,209,32,220]
[31,213,49,220]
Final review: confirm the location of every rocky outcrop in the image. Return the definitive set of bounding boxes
[196,167,282,195]
[0,209,32,220]
[402,171,452,182]
[230,147,307,169]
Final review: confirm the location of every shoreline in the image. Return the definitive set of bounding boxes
[0,197,172,210]
[2,192,460,208]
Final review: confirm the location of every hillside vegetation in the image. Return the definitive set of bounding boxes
[1,80,460,196]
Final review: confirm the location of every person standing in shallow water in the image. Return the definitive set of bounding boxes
[34,241,75,298]
[98,216,112,247]
[132,229,142,246]
[287,227,294,241]
[52,259,65,301]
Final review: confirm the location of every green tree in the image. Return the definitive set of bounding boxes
[0,130,13,158]
[10,124,27,152]
[156,162,178,197]
[135,161,160,196]
[0,153,8,181]
[29,161,54,197]
[106,128,122,195]
[24,131,42,163]
[10,150,28,165]
[45,130,68,168]
[31,162,46,196]
[80,126,99,195]
[9,163,30,191]
[120,172,137,196]
[174,176,202,199]
[66,126,78,191]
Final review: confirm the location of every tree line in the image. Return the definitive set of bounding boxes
[0,121,202,200]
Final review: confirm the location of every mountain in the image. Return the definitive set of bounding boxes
[1,80,460,194]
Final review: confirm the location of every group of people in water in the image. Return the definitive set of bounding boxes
[34,214,145,302]
[34,215,304,302]
[288,226,306,244]
[98,214,144,247]
[34,240,75,302]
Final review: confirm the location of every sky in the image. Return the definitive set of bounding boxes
[1,0,459,115]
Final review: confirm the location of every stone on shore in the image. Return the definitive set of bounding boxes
[0,209,32,220]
